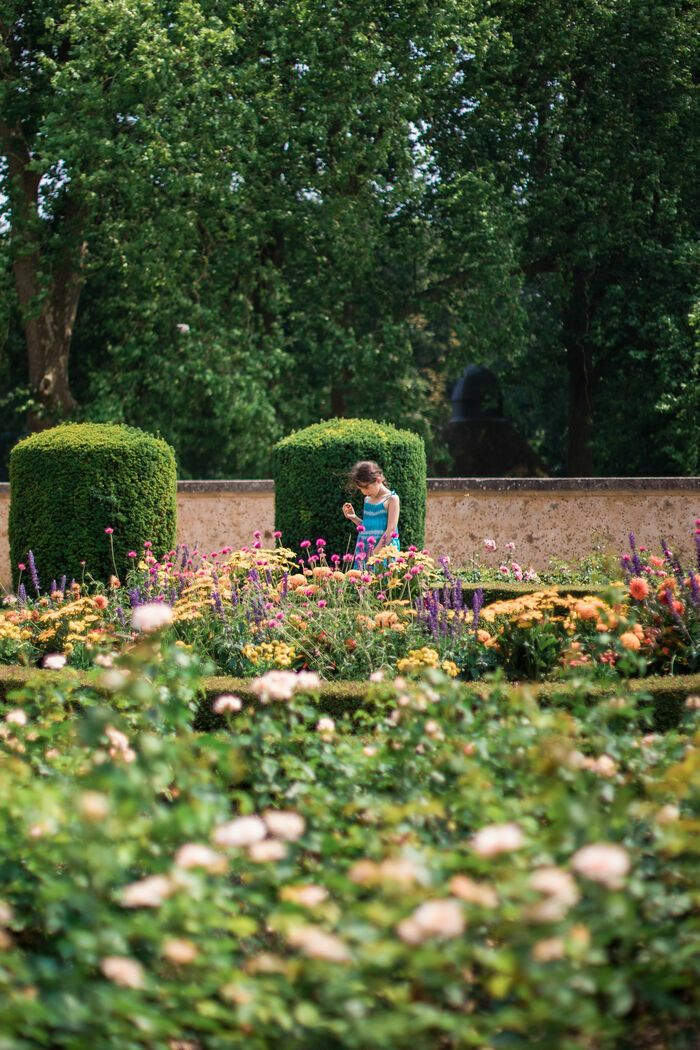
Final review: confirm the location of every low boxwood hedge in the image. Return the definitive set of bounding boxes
[1,665,697,733]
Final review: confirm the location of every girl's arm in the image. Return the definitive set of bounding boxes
[378,494,400,548]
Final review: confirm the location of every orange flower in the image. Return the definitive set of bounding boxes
[312,567,332,580]
[93,595,109,610]
[285,574,307,591]
[619,632,641,651]
[574,601,598,620]
[628,578,649,601]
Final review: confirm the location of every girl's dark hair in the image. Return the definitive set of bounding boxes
[348,460,384,487]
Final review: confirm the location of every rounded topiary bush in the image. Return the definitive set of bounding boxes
[273,418,426,556]
[9,422,177,588]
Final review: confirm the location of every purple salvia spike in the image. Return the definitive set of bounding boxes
[281,572,289,599]
[116,605,126,627]
[28,550,41,595]
[18,583,27,603]
[59,575,66,593]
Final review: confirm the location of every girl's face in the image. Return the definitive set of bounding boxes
[357,475,384,499]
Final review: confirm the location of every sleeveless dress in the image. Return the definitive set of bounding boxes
[354,490,400,568]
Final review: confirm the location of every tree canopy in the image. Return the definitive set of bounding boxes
[2,0,699,477]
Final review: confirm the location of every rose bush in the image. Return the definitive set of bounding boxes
[0,631,698,1047]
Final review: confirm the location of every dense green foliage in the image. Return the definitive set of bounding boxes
[273,418,426,554]
[8,422,176,586]
[1,0,698,477]
[0,636,698,1047]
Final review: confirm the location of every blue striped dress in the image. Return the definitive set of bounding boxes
[354,490,400,568]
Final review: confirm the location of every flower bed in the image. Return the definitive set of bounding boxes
[0,634,698,1047]
[2,526,699,685]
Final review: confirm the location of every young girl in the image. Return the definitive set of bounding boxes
[342,460,400,566]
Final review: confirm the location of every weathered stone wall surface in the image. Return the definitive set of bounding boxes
[0,478,697,587]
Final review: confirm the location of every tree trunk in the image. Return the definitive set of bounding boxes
[2,120,85,430]
[564,266,596,476]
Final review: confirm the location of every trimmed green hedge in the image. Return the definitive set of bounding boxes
[2,666,693,734]
[9,422,177,587]
[273,418,426,555]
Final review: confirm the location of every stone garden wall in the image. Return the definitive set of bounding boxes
[0,477,697,587]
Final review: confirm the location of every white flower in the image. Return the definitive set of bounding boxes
[212,815,266,848]
[263,810,306,841]
[5,709,27,726]
[174,843,227,873]
[397,899,465,944]
[42,653,66,670]
[120,874,173,908]
[248,839,288,862]
[100,956,145,988]
[213,694,242,714]
[175,323,191,334]
[369,670,384,682]
[287,925,351,963]
[295,671,321,691]
[571,843,630,888]
[471,822,524,857]
[131,603,173,632]
[656,804,680,824]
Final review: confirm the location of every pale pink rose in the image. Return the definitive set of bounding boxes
[483,539,497,552]
[120,874,173,908]
[174,843,227,873]
[424,719,442,737]
[369,670,384,682]
[105,725,129,752]
[248,839,288,862]
[295,671,321,691]
[5,709,27,726]
[378,855,429,887]
[131,602,173,632]
[212,815,267,848]
[449,875,499,908]
[287,925,351,963]
[78,791,110,822]
[348,859,379,885]
[656,804,680,824]
[471,822,524,857]
[532,937,565,962]
[363,745,377,756]
[571,843,630,888]
[251,670,299,702]
[527,867,580,921]
[263,810,306,841]
[316,717,335,737]
[397,899,465,944]
[94,653,115,668]
[280,884,328,907]
[163,938,198,964]
[100,956,145,988]
[43,653,67,670]
[213,694,242,714]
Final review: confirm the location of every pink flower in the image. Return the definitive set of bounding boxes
[471,822,524,857]
[288,925,351,963]
[483,539,497,552]
[397,899,465,944]
[100,956,144,988]
[17,562,26,571]
[213,694,242,714]
[316,538,326,547]
[263,810,306,841]
[391,531,399,539]
[273,530,282,539]
[127,551,137,559]
[43,653,67,670]
[248,839,288,862]
[212,815,267,848]
[571,843,630,888]
[253,530,262,539]
[120,874,173,908]
[300,540,311,549]
[104,527,114,535]
[505,541,515,550]
[499,565,510,575]
[174,843,226,873]
[317,600,327,608]
[356,524,365,532]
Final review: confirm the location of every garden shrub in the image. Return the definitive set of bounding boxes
[9,422,177,586]
[0,638,698,1049]
[273,417,426,554]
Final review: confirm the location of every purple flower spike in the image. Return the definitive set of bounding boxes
[27,550,41,595]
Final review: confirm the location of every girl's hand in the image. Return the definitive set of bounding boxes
[342,502,357,521]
